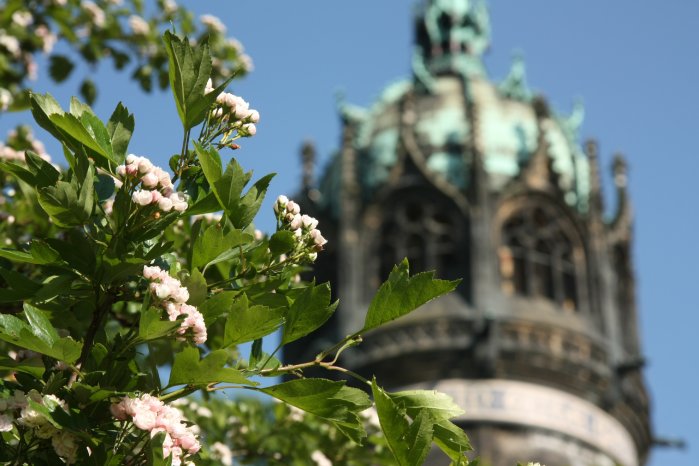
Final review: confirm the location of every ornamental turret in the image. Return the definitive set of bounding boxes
[286,1,652,465]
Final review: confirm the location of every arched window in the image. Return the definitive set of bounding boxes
[379,191,463,283]
[499,206,578,310]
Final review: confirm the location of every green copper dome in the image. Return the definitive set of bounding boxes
[317,0,592,216]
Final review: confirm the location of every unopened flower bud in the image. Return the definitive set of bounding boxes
[286,201,300,215]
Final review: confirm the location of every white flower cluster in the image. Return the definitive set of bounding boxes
[82,1,106,28]
[116,154,188,213]
[110,394,200,465]
[200,14,226,35]
[0,127,51,163]
[205,79,259,138]
[128,15,150,36]
[0,390,79,463]
[143,265,207,345]
[311,450,333,466]
[274,195,328,261]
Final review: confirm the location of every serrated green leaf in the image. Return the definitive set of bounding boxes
[24,150,60,188]
[433,420,472,461]
[0,308,82,363]
[282,282,337,345]
[388,390,464,421]
[199,290,236,324]
[168,347,256,387]
[362,259,460,332]
[0,160,36,186]
[372,380,412,466]
[163,31,213,130]
[269,230,296,257]
[139,307,181,341]
[106,102,134,163]
[223,294,285,346]
[181,268,207,306]
[260,379,371,443]
[228,172,275,229]
[30,240,61,264]
[191,223,246,271]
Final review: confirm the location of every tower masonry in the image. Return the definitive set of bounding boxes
[286,1,652,464]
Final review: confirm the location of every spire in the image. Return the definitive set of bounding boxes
[584,139,604,220]
[414,0,491,79]
[610,153,632,235]
[300,140,316,194]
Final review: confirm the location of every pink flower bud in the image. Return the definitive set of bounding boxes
[141,172,158,188]
[286,201,300,215]
[158,197,173,212]
[302,215,318,230]
[132,190,154,206]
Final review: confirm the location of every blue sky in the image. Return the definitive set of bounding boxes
[2,1,697,465]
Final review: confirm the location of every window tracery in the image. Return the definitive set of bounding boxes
[499,205,578,310]
[379,191,463,282]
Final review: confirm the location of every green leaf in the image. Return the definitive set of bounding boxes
[0,160,36,186]
[148,431,173,466]
[24,150,60,188]
[0,305,82,363]
[48,54,75,83]
[79,112,113,161]
[30,240,62,264]
[260,379,371,443]
[0,268,41,301]
[282,282,337,345]
[199,290,236,324]
[372,380,435,466]
[195,145,274,228]
[0,248,42,264]
[268,230,296,257]
[106,102,134,163]
[0,356,44,377]
[80,78,97,105]
[362,259,460,332]
[139,307,181,341]
[433,420,472,462]
[228,172,275,229]
[223,294,285,346]
[191,223,246,271]
[388,390,464,421]
[181,268,207,306]
[30,93,116,169]
[163,31,213,129]
[168,347,256,387]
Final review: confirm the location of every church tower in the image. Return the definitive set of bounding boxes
[288,1,652,464]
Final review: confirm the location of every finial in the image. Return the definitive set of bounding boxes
[415,0,490,77]
[612,153,628,189]
[566,98,585,135]
[584,138,604,216]
[300,140,315,193]
[499,51,532,101]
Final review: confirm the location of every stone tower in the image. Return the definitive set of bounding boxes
[287,1,652,465]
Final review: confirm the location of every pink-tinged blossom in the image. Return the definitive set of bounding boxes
[111,394,201,464]
[0,414,13,432]
[52,431,79,464]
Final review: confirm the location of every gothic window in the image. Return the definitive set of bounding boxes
[499,206,578,310]
[379,192,462,282]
